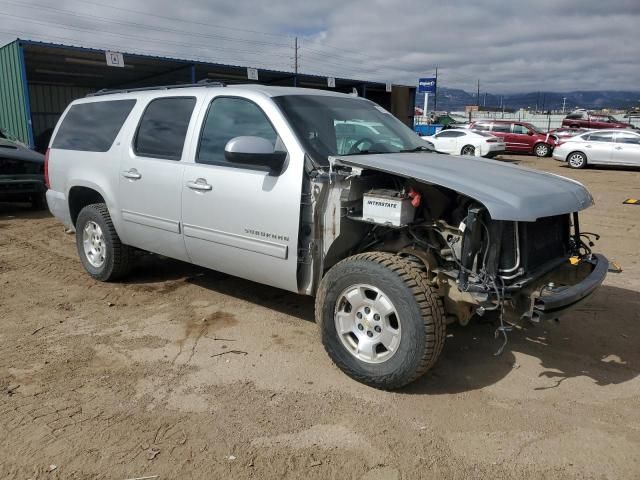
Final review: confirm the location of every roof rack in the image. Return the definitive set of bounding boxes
[87,79,225,97]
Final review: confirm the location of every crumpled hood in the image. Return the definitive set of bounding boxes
[332,152,593,221]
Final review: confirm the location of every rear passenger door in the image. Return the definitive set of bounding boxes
[490,123,512,149]
[612,132,640,166]
[180,94,303,292]
[508,124,532,152]
[118,96,198,261]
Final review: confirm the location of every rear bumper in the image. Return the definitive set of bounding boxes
[46,189,73,229]
[531,254,608,321]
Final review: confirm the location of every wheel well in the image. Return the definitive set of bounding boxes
[68,187,105,226]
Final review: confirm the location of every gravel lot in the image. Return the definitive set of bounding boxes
[1,155,639,479]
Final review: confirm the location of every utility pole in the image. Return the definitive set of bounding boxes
[562,96,567,113]
[477,79,480,108]
[293,36,299,87]
[433,66,438,113]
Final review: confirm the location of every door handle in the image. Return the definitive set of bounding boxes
[186,178,212,191]
[585,144,592,148]
[122,168,142,180]
[615,146,623,150]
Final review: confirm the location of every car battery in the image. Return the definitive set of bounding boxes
[362,189,415,226]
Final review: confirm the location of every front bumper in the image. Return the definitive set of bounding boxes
[530,254,608,321]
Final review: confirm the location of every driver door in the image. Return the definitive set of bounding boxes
[180,94,303,292]
[432,131,458,153]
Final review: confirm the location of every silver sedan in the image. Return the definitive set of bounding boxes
[553,129,640,168]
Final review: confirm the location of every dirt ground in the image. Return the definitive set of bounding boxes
[1,155,639,479]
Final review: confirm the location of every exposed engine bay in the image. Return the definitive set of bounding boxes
[298,161,603,353]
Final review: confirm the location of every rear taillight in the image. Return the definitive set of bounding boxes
[44,148,50,189]
[486,138,498,143]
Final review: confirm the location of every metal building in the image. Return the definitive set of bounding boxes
[0,38,416,150]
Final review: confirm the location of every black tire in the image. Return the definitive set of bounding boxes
[315,252,446,389]
[534,143,550,157]
[567,151,587,169]
[460,144,475,156]
[75,203,132,281]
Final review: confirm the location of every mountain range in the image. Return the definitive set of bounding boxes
[417,88,640,112]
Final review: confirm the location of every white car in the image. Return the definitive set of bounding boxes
[422,128,505,157]
[552,129,640,168]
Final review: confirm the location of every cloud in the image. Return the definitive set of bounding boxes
[1,0,638,93]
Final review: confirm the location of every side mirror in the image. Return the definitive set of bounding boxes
[527,130,534,136]
[224,136,287,173]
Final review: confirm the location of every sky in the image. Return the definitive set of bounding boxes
[1,0,639,94]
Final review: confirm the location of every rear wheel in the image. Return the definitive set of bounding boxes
[75,203,132,281]
[315,252,446,389]
[461,144,475,156]
[567,151,587,169]
[534,143,550,157]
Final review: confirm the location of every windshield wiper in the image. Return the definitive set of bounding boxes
[399,145,434,153]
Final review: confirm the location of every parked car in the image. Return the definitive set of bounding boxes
[46,84,606,389]
[553,129,640,168]
[469,120,556,157]
[562,111,631,130]
[548,127,590,141]
[422,128,505,157]
[0,134,46,208]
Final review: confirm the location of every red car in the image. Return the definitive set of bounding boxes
[562,111,631,129]
[469,120,556,157]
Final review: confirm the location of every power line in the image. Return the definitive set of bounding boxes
[0,0,291,48]
[77,0,286,39]
[0,12,293,62]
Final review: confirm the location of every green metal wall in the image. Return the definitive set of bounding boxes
[0,40,31,145]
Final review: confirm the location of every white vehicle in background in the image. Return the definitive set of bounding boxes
[422,128,506,158]
[552,129,640,169]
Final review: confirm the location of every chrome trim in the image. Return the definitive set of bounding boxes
[183,223,288,259]
[499,222,521,275]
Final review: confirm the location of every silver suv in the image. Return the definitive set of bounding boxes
[46,83,608,389]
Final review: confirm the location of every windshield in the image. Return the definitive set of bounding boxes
[273,95,430,165]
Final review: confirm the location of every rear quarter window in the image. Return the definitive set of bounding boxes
[52,99,136,152]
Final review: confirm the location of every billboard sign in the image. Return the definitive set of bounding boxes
[417,77,436,93]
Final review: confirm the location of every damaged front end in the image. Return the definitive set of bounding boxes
[299,153,607,337]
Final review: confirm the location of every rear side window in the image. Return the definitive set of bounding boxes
[492,123,511,133]
[52,100,136,152]
[473,123,490,131]
[435,131,465,138]
[587,132,615,142]
[134,97,196,160]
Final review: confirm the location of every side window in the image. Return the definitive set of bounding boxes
[473,123,490,131]
[566,113,582,120]
[492,123,511,133]
[587,132,615,142]
[616,133,640,145]
[197,97,278,166]
[435,131,456,138]
[52,100,136,152]
[512,124,529,134]
[134,97,196,160]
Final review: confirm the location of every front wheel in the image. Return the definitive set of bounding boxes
[75,203,132,281]
[567,151,587,169]
[315,252,446,389]
[534,143,551,157]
